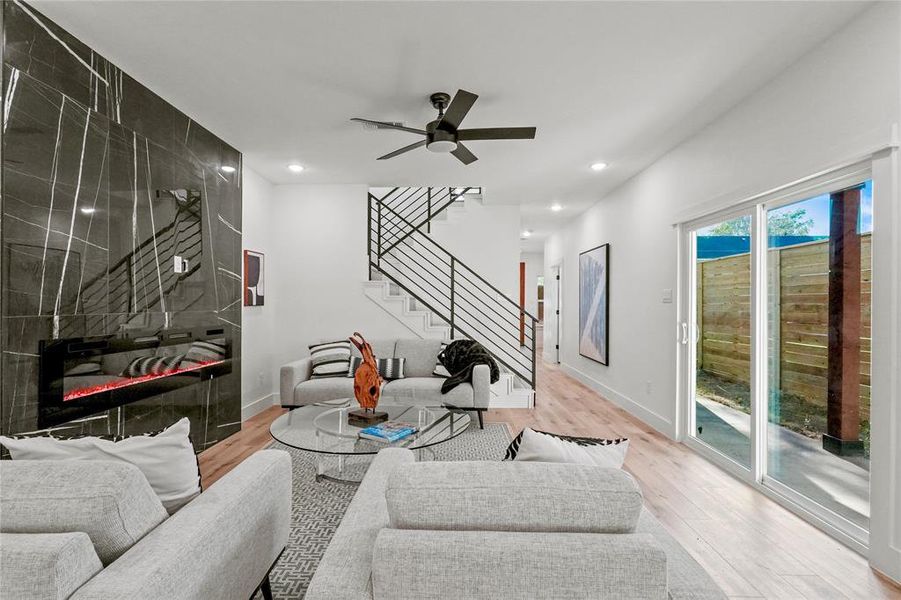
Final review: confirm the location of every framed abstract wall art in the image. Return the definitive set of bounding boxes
[579,243,609,365]
[243,250,265,306]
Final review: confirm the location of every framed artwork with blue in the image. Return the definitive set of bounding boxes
[579,243,609,365]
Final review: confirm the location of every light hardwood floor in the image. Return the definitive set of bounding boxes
[199,358,901,600]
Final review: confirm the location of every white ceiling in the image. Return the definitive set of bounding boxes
[35,1,868,251]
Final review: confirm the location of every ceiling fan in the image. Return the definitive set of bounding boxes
[351,89,536,165]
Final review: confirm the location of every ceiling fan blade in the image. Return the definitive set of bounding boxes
[351,118,425,135]
[457,127,537,141]
[437,89,478,132]
[451,143,478,165]
[377,139,427,160]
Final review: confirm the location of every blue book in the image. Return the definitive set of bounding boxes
[358,421,417,443]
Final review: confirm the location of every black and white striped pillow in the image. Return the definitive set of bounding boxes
[121,354,185,377]
[347,356,405,380]
[180,338,227,369]
[504,429,628,461]
[309,340,352,378]
[433,342,451,377]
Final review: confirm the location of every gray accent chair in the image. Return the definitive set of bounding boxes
[0,450,291,600]
[280,338,490,426]
[305,448,727,600]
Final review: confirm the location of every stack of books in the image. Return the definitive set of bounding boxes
[358,421,418,443]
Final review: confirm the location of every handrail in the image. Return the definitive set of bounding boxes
[370,262,535,386]
[367,189,537,390]
[378,187,474,257]
[384,243,535,356]
[376,256,535,380]
[374,197,539,323]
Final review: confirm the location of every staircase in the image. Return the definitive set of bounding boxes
[365,187,537,408]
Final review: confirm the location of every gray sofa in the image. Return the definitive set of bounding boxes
[305,448,726,600]
[280,338,490,418]
[0,450,291,600]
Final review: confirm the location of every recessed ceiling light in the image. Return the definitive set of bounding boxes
[220,165,236,173]
[521,230,532,238]
[550,204,563,212]
[287,163,304,173]
[80,207,95,214]
[590,162,608,172]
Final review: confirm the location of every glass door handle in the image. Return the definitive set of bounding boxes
[680,322,689,344]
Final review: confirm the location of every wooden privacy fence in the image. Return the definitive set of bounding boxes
[697,234,872,419]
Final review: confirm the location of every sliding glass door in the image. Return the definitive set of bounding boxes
[764,183,872,531]
[691,215,753,469]
[684,178,873,542]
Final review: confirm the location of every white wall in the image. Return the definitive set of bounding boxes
[545,2,900,579]
[520,251,544,321]
[240,167,277,419]
[429,200,521,298]
[240,181,413,417]
[266,184,412,368]
[240,182,525,418]
[546,1,899,435]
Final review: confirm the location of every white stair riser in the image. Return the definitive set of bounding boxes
[363,281,450,340]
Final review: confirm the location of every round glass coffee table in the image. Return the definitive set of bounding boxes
[270,401,471,483]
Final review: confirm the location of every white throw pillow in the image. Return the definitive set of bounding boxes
[512,428,629,469]
[0,418,200,514]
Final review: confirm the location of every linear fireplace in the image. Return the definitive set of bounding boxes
[38,327,232,429]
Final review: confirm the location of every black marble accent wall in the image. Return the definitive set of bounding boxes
[0,2,243,449]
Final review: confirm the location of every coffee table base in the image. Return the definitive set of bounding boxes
[314,446,436,484]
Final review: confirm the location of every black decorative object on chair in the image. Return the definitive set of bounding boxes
[438,340,499,394]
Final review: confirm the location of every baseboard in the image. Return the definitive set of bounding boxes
[870,548,901,587]
[560,363,675,438]
[242,393,278,422]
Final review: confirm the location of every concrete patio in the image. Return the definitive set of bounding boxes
[695,397,869,530]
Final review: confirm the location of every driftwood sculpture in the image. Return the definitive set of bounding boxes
[349,332,382,412]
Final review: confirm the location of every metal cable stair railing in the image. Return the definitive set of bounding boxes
[374,186,476,254]
[367,189,538,391]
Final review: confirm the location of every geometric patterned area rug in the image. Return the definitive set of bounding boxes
[254,422,512,599]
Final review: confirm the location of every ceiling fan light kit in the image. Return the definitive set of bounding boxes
[351,89,537,165]
[426,121,457,153]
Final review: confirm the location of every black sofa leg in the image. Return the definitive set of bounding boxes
[477,410,484,429]
[252,547,283,600]
[261,575,273,600]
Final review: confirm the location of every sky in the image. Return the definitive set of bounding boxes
[770,179,873,236]
[698,179,873,237]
